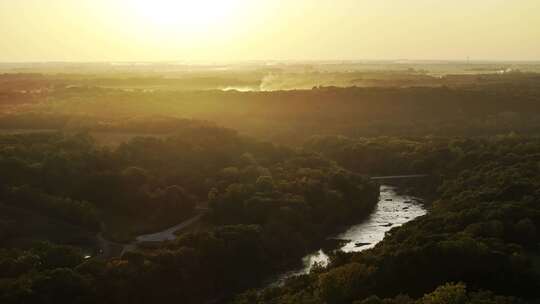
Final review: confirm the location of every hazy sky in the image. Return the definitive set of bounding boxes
[1,0,539,62]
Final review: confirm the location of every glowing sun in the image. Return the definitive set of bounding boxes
[130,0,243,31]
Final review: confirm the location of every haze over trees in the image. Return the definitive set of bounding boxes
[1,62,540,304]
[2,0,540,301]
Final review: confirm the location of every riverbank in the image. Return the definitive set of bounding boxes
[265,185,427,287]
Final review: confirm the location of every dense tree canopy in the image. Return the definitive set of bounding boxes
[0,128,378,304]
[2,71,540,303]
[236,135,540,303]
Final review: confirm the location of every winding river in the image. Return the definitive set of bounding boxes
[267,185,427,287]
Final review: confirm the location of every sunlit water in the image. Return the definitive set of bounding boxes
[267,185,427,287]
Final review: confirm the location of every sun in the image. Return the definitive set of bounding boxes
[130,0,243,33]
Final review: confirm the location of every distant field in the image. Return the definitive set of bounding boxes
[0,129,56,135]
[0,129,170,146]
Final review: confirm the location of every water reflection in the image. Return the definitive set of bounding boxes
[268,185,427,286]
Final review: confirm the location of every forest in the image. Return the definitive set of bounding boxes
[238,134,540,303]
[1,63,540,304]
[0,128,378,303]
[1,66,540,145]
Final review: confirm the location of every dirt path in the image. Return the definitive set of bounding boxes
[98,210,207,258]
[135,213,204,242]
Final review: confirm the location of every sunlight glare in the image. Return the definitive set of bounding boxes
[130,0,243,34]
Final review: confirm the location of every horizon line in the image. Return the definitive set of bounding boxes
[1,59,540,65]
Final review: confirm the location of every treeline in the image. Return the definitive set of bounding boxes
[236,134,540,303]
[2,78,540,143]
[207,150,379,268]
[0,126,284,242]
[0,113,220,134]
[0,127,379,303]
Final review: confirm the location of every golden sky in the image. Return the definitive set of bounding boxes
[1,0,539,62]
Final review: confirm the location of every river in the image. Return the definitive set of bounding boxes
[267,185,427,287]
